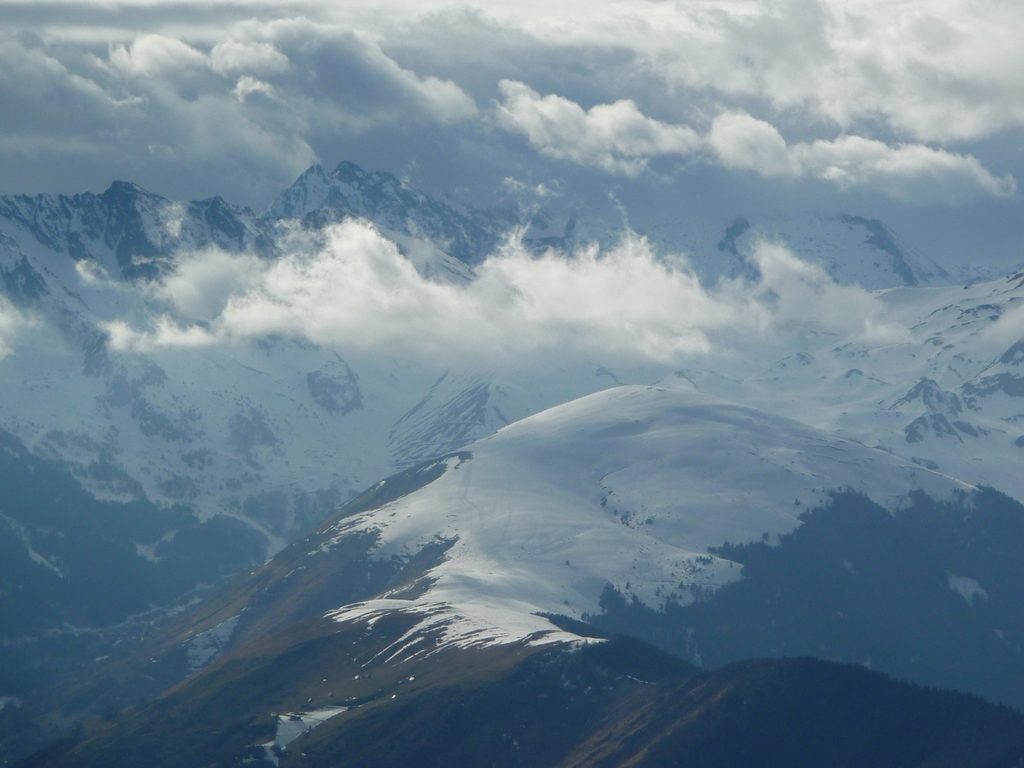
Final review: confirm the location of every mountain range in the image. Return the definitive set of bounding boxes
[17,386,1024,765]
[1,161,1023,765]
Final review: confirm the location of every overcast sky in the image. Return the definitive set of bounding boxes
[1,0,1021,266]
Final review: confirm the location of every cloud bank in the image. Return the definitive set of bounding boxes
[1,1,1021,210]
[0,21,476,201]
[496,83,1014,203]
[707,113,1016,204]
[101,220,907,366]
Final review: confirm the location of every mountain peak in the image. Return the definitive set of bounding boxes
[101,179,148,198]
[330,160,405,194]
[332,159,368,179]
[297,162,328,180]
[267,160,500,263]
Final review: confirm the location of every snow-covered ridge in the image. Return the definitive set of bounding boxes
[0,181,267,283]
[321,385,966,652]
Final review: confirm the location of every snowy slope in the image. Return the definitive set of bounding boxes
[320,385,965,653]
[668,268,1024,499]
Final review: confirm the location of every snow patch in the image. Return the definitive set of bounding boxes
[948,574,988,605]
[0,696,22,711]
[256,705,349,764]
[0,513,64,577]
[185,614,239,671]
[327,599,591,660]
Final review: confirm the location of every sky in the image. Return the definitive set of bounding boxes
[0,0,1022,267]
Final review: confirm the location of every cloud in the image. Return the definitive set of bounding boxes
[746,242,910,344]
[708,112,1016,203]
[0,298,31,359]
[0,23,476,202]
[110,34,210,79]
[480,0,1024,144]
[254,20,478,127]
[210,39,289,77]
[152,247,264,319]
[495,85,1014,203]
[495,80,701,176]
[233,75,274,101]
[2,0,1021,216]
[102,219,904,364]
[978,302,1024,353]
[353,1,1024,143]
[707,112,795,178]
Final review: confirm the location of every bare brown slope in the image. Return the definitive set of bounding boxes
[24,631,1024,768]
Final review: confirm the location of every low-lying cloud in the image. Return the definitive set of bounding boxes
[0,298,30,359]
[101,219,908,366]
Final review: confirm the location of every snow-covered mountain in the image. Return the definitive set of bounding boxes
[1,162,1019,570]
[138,385,1021,712]
[23,384,1024,767]
[1,162,1021,728]
[1,162,1007,544]
[668,268,1024,499]
[318,384,965,651]
[0,181,270,282]
[0,167,639,714]
[0,171,499,543]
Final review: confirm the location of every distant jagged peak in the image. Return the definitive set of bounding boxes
[271,159,447,218]
[0,179,165,216]
[709,211,951,289]
[0,179,264,282]
[268,160,503,264]
[332,159,401,186]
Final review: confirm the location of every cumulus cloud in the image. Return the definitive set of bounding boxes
[0,22,476,202]
[495,84,1014,202]
[708,112,1016,203]
[102,219,904,364]
[496,80,701,176]
[2,0,1021,213]
[477,0,1024,144]
[210,39,289,77]
[252,20,477,127]
[109,34,210,79]
[342,0,1024,143]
